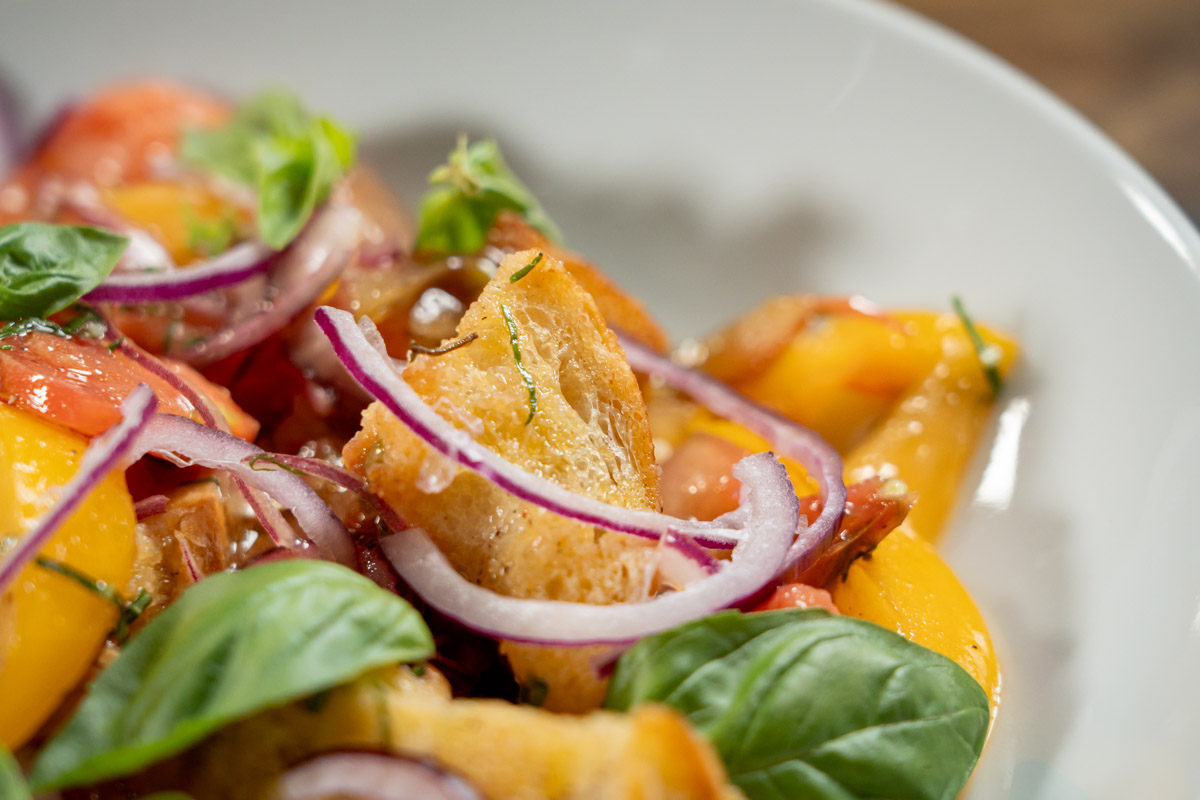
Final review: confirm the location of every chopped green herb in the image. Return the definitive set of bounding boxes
[414,137,561,258]
[518,676,549,707]
[408,332,478,358]
[372,678,393,747]
[0,312,103,346]
[162,319,180,353]
[33,556,151,645]
[181,90,357,249]
[107,338,123,353]
[509,252,543,283]
[500,303,537,425]
[247,453,305,476]
[0,223,128,321]
[951,295,1003,397]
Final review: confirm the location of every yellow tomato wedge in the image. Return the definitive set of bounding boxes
[737,314,927,452]
[102,181,241,264]
[0,405,138,748]
[844,311,1018,541]
[830,523,1000,709]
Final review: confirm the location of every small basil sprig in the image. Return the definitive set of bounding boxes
[181,90,357,250]
[606,609,990,800]
[414,137,561,257]
[0,746,31,800]
[30,559,433,791]
[0,223,128,321]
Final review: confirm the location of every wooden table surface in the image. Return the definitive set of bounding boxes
[897,0,1200,223]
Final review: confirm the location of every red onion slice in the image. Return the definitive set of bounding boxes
[243,453,408,535]
[381,453,797,646]
[133,494,169,520]
[314,306,745,549]
[656,531,719,590]
[178,204,362,366]
[0,384,157,593]
[278,752,483,800]
[108,332,295,549]
[616,333,849,576]
[128,414,354,565]
[85,240,277,303]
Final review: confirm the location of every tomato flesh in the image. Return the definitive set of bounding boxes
[0,332,257,440]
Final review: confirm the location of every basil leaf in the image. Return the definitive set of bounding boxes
[181,90,357,249]
[0,223,127,320]
[414,137,561,257]
[0,746,32,800]
[30,559,433,791]
[605,609,990,800]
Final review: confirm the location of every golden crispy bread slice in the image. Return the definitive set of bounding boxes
[344,250,661,710]
[165,666,738,800]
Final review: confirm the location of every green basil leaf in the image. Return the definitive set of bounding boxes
[0,746,32,800]
[414,137,561,257]
[181,90,357,249]
[0,223,128,320]
[605,609,990,800]
[30,559,433,792]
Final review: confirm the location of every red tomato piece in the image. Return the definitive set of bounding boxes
[0,331,257,440]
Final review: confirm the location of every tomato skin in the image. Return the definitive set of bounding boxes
[30,81,229,185]
[0,332,257,440]
[754,583,840,614]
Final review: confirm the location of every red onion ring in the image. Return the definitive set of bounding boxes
[243,453,408,535]
[380,453,798,646]
[0,384,157,593]
[128,414,354,565]
[656,531,719,590]
[616,333,848,576]
[108,332,295,549]
[278,752,483,800]
[178,204,362,366]
[314,306,746,550]
[133,494,169,520]
[178,537,203,583]
[85,240,277,304]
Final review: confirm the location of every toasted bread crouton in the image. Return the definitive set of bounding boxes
[487,211,670,353]
[171,666,738,800]
[344,250,661,710]
[128,482,229,628]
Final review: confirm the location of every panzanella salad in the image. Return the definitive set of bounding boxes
[0,82,1016,800]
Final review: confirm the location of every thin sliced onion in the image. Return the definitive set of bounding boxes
[85,240,277,304]
[109,332,296,548]
[178,204,362,366]
[128,414,354,566]
[278,752,483,800]
[656,531,719,590]
[0,384,157,593]
[178,538,203,583]
[617,333,848,576]
[243,453,408,535]
[315,306,746,549]
[381,454,797,646]
[133,494,169,520]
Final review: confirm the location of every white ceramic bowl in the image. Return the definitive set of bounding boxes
[2,1,1198,797]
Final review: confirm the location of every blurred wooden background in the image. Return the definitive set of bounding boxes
[898,0,1200,223]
